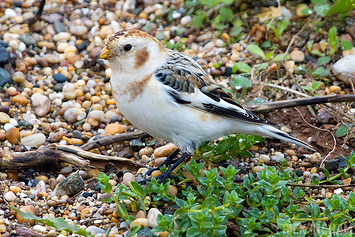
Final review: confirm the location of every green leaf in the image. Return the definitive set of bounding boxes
[317,56,330,66]
[271,53,287,62]
[328,26,338,48]
[336,124,348,137]
[314,3,331,16]
[326,0,355,16]
[191,16,203,28]
[277,17,289,38]
[129,182,145,198]
[230,25,243,37]
[341,40,353,50]
[219,7,234,22]
[247,44,266,59]
[235,62,252,73]
[231,75,252,89]
[257,63,268,71]
[312,81,321,90]
[130,226,141,236]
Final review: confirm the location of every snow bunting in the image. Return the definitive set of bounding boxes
[98,29,313,178]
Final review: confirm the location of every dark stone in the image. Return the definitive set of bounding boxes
[192,56,200,61]
[295,170,303,177]
[0,106,9,114]
[136,227,152,237]
[305,54,317,63]
[317,109,333,124]
[0,68,12,87]
[98,193,111,201]
[28,179,39,187]
[0,40,8,47]
[324,156,349,171]
[18,33,36,47]
[54,20,66,33]
[77,40,88,52]
[85,107,91,114]
[72,130,82,139]
[66,198,74,205]
[13,1,22,7]
[53,73,67,82]
[32,83,39,88]
[18,120,30,127]
[53,83,64,92]
[163,204,179,215]
[55,172,85,196]
[82,192,93,198]
[225,67,233,76]
[103,77,110,83]
[0,44,9,67]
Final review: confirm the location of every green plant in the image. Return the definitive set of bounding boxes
[328,26,339,56]
[267,17,289,39]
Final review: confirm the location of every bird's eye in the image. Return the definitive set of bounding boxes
[124,44,132,51]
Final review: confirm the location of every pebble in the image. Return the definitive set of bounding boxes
[104,123,125,135]
[0,112,11,124]
[53,73,68,83]
[5,191,17,202]
[16,205,37,225]
[154,143,178,158]
[6,127,20,145]
[122,172,136,186]
[290,50,305,62]
[332,55,355,84]
[0,68,12,87]
[168,185,178,197]
[147,208,162,228]
[271,153,285,162]
[21,133,46,146]
[53,32,71,41]
[86,226,106,235]
[130,218,149,228]
[64,108,78,123]
[12,71,26,84]
[11,94,28,106]
[252,166,265,173]
[31,94,51,116]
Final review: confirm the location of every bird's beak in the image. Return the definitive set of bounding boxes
[98,46,111,59]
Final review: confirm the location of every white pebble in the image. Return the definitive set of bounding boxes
[21,133,46,146]
[180,15,191,26]
[5,9,17,18]
[4,191,16,202]
[147,208,162,228]
[4,123,14,131]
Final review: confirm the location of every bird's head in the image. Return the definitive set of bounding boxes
[98,29,167,74]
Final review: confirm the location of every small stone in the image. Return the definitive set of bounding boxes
[332,55,355,84]
[104,123,125,135]
[12,71,26,84]
[259,154,270,162]
[130,218,149,228]
[147,208,162,228]
[329,85,341,93]
[310,167,317,174]
[90,47,102,58]
[37,41,55,49]
[295,170,303,177]
[69,138,83,145]
[98,26,114,39]
[69,25,88,36]
[11,94,28,106]
[64,108,78,123]
[21,133,46,146]
[10,186,21,194]
[271,153,285,162]
[252,166,265,173]
[53,73,67,83]
[154,143,178,158]
[5,191,16,201]
[122,172,136,186]
[180,15,191,26]
[136,210,146,219]
[284,149,296,157]
[6,127,20,145]
[168,185,178,197]
[54,20,66,33]
[151,170,162,177]
[0,112,10,124]
[317,109,333,124]
[54,172,84,197]
[290,50,305,62]
[221,33,231,42]
[0,68,12,87]
[53,32,71,41]
[139,147,154,157]
[31,94,51,116]
[17,205,37,225]
[86,226,105,236]
[18,33,36,46]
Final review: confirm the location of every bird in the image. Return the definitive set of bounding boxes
[98,29,313,181]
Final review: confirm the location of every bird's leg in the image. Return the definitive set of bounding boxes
[153,152,190,183]
[145,148,180,177]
